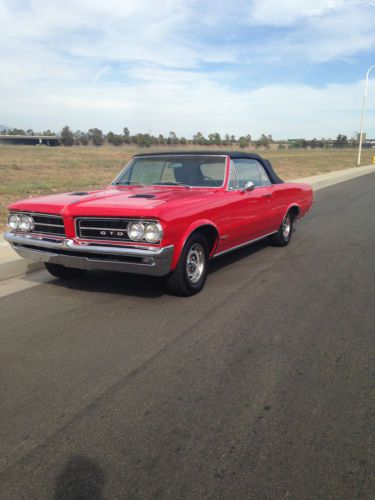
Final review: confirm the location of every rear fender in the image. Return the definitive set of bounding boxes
[284,203,301,222]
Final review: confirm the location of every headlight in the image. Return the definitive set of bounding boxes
[19,214,34,232]
[127,221,144,241]
[8,213,20,230]
[144,222,163,243]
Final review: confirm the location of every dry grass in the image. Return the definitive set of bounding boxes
[1,145,374,231]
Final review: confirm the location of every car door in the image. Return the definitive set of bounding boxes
[219,159,274,249]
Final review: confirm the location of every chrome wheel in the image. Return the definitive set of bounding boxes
[186,243,205,284]
[282,214,291,240]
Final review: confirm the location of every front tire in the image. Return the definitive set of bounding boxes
[44,263,87,279]
[166,233,209,296]
[270,211,294,246]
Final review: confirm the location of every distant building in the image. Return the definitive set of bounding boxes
[0,135,59,146]
[357,132,366,142]
[364,139,375,148]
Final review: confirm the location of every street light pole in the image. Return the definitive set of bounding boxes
[357,64,375,166]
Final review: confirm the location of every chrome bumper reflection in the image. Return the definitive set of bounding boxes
[4,232,174,277]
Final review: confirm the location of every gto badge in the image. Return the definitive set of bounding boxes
[100,230,124,237]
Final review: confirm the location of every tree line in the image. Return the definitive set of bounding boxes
[0,126,365,149]
[60,127,261,148]
[55,128,365,149]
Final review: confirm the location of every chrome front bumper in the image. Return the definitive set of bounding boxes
[4,232,174,277]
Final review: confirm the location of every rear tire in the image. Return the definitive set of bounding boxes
[270,211,294,247]
[166,233,209,296]
[44,263,87,279]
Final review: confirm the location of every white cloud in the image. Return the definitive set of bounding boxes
[2,70,374,138]
[247,1,375,63]
[0,0,375,136]
[249,0,346,27]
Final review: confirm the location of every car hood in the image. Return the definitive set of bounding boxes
[9,185,219,218]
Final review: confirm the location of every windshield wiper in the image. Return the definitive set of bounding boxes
[114,181,145,186]
[152,182,191,188]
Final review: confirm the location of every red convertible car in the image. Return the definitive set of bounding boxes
[5,152,313,295]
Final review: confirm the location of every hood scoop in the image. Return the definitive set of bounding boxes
[129,194,156,199]
[70,191,89,196]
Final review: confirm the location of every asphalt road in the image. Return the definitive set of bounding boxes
[0,174,374,499]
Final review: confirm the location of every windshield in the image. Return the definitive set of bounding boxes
[113,155,226,188]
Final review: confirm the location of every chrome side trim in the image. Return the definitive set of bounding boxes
[79,226,128,231]
[213,231,277,258]
[132,154,228,158]
[33,222,65,227]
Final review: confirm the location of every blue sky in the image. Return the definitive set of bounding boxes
[1,0,375,138]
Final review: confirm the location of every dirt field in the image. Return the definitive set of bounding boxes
[1,145,374,231]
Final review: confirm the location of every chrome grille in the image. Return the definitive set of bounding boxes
[30,213,65,236]
[76,218,132,241]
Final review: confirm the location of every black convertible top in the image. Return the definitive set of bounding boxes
[133,150,284,184]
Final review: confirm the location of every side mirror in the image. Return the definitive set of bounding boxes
[242,181,255,192]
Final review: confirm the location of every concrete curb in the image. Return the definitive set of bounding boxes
[291,163,375,191]
[1,164,374,282]
[0,257,44,282]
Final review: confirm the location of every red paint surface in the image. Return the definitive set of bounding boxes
[8,158,313,270]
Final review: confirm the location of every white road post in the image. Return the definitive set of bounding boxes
[357,65,375,166]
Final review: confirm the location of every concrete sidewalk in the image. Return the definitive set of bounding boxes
[0,237,42,281]
[290,163,375,190]
[1,163,374,281]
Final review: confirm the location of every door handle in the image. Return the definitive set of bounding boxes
[263,193,272,198]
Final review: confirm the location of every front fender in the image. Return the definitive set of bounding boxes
[170,219,220,270]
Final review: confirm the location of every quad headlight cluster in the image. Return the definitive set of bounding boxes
[7,213,34,232]
[127,221,163,243]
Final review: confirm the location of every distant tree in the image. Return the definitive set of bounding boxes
[88,128,103,146]
[60,126,74,146]
[79,133,89,146]
[26,129,34,136]
[42,129,53,136]
[335,134,348,148]
[112,134,123,146]
[256,134,272,148]
[348,134,358,148]
[222,134,231,146]
[122,127,131,144]
[73,130,83,145]
[9,128,26,135]
[158,134,165,145]
[193,132,200,145]
[169,131,179,145]
[289,139,308,149]
[208,132,221,146]
[180,137,187,145]
[193,131,208,145]
[239,136,250,148]
[106,131,115,144]
[136,133,151,147]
